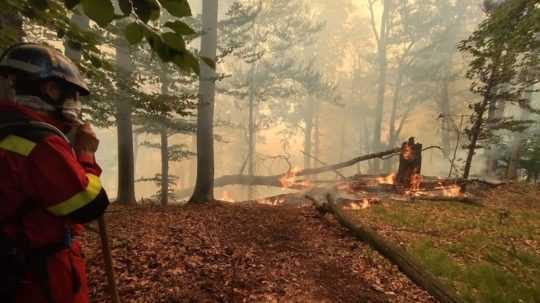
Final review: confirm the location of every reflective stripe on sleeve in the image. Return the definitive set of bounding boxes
[0,135,37,156]
[47,174,102,216]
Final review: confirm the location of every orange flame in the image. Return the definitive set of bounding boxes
[279,167,312,189]
[377,173,396,185]
[410,173,423,192]
[343,198,371,210]
[221,191,234,202]
[441,184,462,197]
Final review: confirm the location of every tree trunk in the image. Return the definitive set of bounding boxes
[384,66,404,172]
[396,137,422,190]
[314,100,320,180]
[160,127,169,205]
[371,0,390,173]
[190,0,218,203]
[115,39,136,204]
[507,92,531,179]
[440,77,451,157]
[324,194,464,303]
[247,64,256,200]
[304,98,314,170]
[160,77,170,205]
[463,57,499,181]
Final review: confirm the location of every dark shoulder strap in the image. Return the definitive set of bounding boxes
[0,111,69,144]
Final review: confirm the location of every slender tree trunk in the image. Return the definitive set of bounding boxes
[190,0,218,203]
[160,127,169,205]
[304,98,314,170]
[314,100,320,180]
[372,0,390,173]
[440,77,451,156]
[160,77,170,205]
[463,60,499,181]
[384,67,404,172]
[188,134,196,188]
[115,39,136,204]
[507,92,531,179]
[247,64,256,200]
[485,90,507,176]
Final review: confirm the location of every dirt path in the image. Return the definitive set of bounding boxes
[83,201,436,303]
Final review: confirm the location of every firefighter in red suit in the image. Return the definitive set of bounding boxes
[0,43,109,303]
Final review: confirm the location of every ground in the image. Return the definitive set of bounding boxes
[83,200,435,303]
[345,183,540,303]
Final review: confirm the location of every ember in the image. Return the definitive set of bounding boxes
[377,173,396,185]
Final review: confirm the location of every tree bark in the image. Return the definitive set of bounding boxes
[160,127,169,205]
[463,58,499,181]
[115,39,136,204]
[396,137,422,189]
[247,63,256,200]
[190,0,219,203]
[371,0,390,173]
[160,77,170,206]
[384,65,404,172]
[304,97,314,170]
[314,100,320,180]
[507,93,531,179]
[440,76,451,157]
[323,194,465,303]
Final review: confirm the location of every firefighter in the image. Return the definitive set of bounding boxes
[0,43,109,303]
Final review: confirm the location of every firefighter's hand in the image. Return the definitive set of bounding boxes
[74,122,99,154]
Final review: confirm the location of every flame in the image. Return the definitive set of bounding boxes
[442,184,462,197]
[221,191,234,202]
[377,173,396,185]
[343,198,371,210]
[410,173,423,192]
[279,167,312,189]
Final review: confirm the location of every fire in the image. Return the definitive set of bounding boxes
[221,190,234,202]
[343,198,371,210]
[279,167,312,189]
[410,173,423,192]
[377,173,396,185]
[441,184,462,197]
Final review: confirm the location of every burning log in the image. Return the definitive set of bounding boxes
[177,147,403,198]
[320,193,465,303]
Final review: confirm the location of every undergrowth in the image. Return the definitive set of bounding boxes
[348,183,540,303]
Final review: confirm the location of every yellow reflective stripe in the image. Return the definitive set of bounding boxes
[0,135,36,156]
[47,174,102,216]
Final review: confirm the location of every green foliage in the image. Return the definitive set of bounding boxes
[124,22,145,44]
[457,0,539,178]
[4,0,199,75]
[158,0,191,18]
[81,0,114,27]
[164,20,196,36]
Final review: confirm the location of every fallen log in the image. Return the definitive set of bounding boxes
[322,193,465,303]
[177,148,402,197]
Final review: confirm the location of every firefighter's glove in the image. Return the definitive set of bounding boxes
[74,122,99,154]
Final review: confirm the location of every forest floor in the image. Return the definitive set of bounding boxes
[344,182,540,303]
[83,198,435,303]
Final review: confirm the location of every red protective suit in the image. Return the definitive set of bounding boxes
[0,101,108,303]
